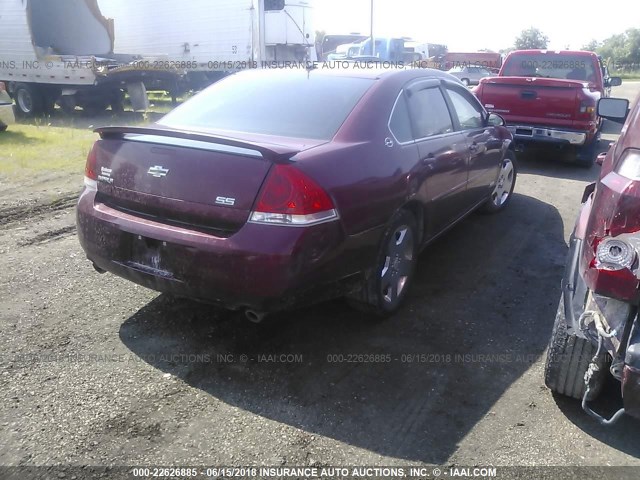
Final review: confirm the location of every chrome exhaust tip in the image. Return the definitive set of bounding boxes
[244,309,267,324]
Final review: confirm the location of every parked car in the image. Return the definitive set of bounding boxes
[545,94,640,425]
[473,50,622,167]
[447,66,494,86]
[76,68,516,321]
[0,82,15,131]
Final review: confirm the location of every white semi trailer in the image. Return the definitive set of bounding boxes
[0,0,176,116]
[98,0,316,89]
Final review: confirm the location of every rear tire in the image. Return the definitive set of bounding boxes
[14,83,43,117]
[573,139,598,168]
[347,210,418,317]
[0,125,7,132]
[461,78,470,86]
[544,294,607,401]
[82,101,109,116]
[59,96,77,115]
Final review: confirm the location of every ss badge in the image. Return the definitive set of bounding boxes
[215,196,236,206]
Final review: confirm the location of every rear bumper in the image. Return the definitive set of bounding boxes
[507,124,587,146]
[562,186,640,420]
[76,188,380,312]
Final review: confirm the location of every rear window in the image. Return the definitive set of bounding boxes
[159,71,375,140]
[502,53,596,81]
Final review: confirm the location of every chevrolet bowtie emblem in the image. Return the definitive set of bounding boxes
[148,165,169,178]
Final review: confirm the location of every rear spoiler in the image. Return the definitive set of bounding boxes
[95,126,300,162]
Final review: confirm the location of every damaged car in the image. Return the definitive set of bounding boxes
[545,93,640,424]
[76,67,516,320]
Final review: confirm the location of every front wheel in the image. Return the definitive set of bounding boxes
[481,150,517,213]
[347,210,418,317]
[461,78,470,86]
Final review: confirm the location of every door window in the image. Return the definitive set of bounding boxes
[407,87,454,139]
[446,88,484,129]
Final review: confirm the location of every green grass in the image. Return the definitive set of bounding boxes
[0,123,95,177]
[611,70,640,80]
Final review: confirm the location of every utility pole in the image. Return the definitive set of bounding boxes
[370,0,375,57]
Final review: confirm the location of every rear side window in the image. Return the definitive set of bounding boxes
[389,93,413,143]
[407,87,453,139]
[159,71,375,140]
[446,88,484,129]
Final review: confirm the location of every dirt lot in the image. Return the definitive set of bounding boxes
[1,83,640,478]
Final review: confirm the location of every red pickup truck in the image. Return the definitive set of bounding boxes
[473,50,622,166]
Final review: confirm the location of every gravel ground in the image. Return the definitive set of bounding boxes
[1,84,639,480]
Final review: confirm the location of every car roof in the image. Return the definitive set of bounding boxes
[233,66,459,83]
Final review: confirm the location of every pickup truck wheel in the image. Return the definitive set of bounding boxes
[573,140,598,168]
[544,294,607,401]
[481,151,517,213]
[347,210,418,317]
[0,125,7,132]
[14,83,43,117]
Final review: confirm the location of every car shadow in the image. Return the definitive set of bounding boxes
[0,129,40,145]
[553,376,640,458]
[515,118,623,182]
[119,192,566,463]
[516,144,608,183]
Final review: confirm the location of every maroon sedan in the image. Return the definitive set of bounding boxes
[77,68,516,320]
[545,93,640,424]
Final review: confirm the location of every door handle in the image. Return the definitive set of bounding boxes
[421,153,435,168]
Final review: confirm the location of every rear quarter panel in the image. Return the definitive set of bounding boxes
[292,75,419,237]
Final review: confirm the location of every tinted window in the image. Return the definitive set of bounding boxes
[446,88,483,129]
[407,87,453,139]
[502,53,596,81]
[159,71,375,140]
[265,0,285,11]
[389,93,412,143]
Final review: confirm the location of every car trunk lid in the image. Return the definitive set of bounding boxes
[91,126,322,236]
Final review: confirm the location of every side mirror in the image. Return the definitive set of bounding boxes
[596,152,606,166]
[606,77,623,87]
[487,112,505,126]
[597,97,629,121]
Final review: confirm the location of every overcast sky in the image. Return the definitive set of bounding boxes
[314,0,640,51]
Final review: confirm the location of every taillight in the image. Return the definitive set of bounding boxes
[595,237,637,271]
[250,164,338,226]
[616,149,640,180]
[0,82,6,93]
[586,234,640,301]
[579,102,595,114]
[84,142,99,190]
[577,90,596,120]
